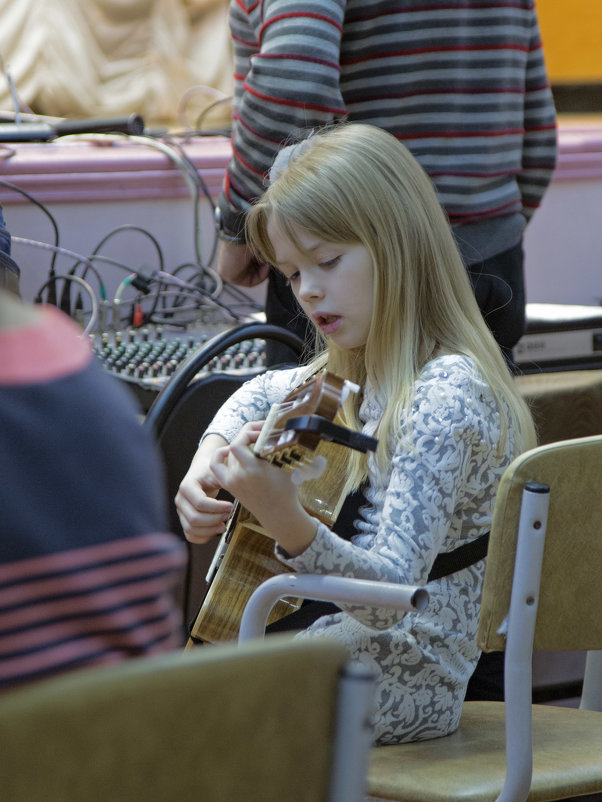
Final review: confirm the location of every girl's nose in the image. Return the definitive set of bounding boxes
[298,272,324,302]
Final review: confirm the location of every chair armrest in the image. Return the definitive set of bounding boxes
[239,573,429,643]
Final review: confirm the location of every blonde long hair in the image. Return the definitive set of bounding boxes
[247,124,536,489]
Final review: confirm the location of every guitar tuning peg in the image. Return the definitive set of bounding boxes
[341,379,361,403]
[291,455,328,486]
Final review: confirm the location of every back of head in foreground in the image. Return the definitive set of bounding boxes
[0,287,185,690]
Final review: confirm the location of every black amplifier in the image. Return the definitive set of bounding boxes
[513,303,602,373]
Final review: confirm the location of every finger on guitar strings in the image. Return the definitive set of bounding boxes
[175,476,233,519]
[176,493,233,543]
[209,433,295,517]
[211,422,264,478]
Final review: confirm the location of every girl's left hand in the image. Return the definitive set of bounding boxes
[209,421,318,557]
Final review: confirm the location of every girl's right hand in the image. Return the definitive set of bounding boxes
[175,434,234,544]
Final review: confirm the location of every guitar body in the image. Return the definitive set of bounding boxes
[189,507,298,645]
[187,372,376,645]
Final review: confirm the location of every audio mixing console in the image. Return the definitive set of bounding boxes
[91,324,269,411]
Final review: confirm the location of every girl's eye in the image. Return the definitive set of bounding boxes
[319,255,341,269]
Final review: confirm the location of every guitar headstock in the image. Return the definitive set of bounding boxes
[255,371,375,474]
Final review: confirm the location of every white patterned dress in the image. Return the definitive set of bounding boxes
[204,355,516,744]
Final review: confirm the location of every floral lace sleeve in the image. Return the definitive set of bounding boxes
[201,366,308,445]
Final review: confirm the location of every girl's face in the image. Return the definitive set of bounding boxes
[267,218,375,350]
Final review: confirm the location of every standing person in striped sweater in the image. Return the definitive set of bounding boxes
[213,0,557,366]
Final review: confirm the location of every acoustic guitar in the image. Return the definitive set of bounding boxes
[187,370,377,645]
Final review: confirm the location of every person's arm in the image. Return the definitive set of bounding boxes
[176,366,306,541]
[216,240,271,287]
[175,434,234,544]
[517,11,558,219]
[216,0,347,284]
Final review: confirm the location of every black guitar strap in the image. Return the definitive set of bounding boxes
[336,489,491,583]
[426,532,490,582]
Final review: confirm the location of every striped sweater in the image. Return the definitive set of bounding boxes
[220,0,557,257]
[0,305,186,690]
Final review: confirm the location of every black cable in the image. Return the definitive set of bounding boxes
[62,234,161,315]
[89,224,165,269]
[106,131,226,293]
[33,273,99,335]
[60,257,107,315]
[2,135,258,327]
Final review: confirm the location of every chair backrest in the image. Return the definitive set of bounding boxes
[143,322,305,621]
[477,434,602,800]
[0,636,374,802]
[479,434,602,654]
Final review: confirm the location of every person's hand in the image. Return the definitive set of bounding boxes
[216,240,270,287]
[175,434,234,544]
[209,422,318,557]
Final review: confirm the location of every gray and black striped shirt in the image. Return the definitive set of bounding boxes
[219,0,557,259]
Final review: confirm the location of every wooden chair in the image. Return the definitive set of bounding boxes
[515,369,602,703]
[367,434,602,802]
[0,636,375,802]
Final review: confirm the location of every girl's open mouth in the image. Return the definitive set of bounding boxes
[315,313,341,334]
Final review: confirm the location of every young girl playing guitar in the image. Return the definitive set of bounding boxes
[175,124,536,745]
